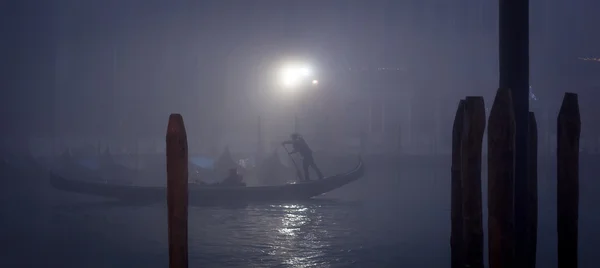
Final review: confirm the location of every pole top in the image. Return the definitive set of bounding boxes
[167,114,187,137]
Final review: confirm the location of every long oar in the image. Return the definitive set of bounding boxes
[282,145,303,181]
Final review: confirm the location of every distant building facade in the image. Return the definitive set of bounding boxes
[292,67,456,155]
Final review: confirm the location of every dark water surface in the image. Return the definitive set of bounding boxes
[1,157,599,267]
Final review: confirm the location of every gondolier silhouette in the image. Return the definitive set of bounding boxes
[282,133,324,181]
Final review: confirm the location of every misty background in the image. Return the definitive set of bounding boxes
[2,0,599,156]
[1,0,600,267]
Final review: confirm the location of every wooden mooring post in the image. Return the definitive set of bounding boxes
[557,93,580,268]
[166,114,189,268]
[526,111,538,268]
[460,96,486,268]
[487,88,515,268]
[450,99,465,268]
[450,90,579,268]
[499,0,530,265]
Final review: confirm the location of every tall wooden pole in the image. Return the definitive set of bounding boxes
[557,93,580,268]
[135,138,140,170]
[52,37,59,157]
[450,99,465,268]
[381,100,386,133]
[487,88,515,268]
[257,115,264,163]
[110,39,118,153]
[166,114,189,268]
[52,4,66,158]
[396,122,402,154]
[499,0,529,266]
[526,111,538,268]
[294,114,299,133]
[461,96,486,268]
[368,98,373,133]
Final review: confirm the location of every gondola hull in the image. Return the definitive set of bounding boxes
[49,158,365,205]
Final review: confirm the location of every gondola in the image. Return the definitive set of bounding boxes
[49,157,365,205]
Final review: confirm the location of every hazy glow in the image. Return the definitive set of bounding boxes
[300,67,311,76]
[312,80,318,85]
[278,64,315,89]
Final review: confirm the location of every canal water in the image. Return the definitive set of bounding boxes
[1,157,599,267]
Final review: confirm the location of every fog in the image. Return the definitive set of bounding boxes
[1,0,599,267]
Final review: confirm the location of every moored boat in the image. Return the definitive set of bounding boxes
[49,157,365,205]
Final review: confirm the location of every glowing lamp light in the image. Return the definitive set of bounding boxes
[300,67,311,76]
[278,64,314,89]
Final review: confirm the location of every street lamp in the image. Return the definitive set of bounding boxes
[276,63,319,132]
[278,64,318,91]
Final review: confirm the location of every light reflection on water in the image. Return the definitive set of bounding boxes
[7,169,449,268]
[270,204,331,268]
[183,201,363,267]
[7,163,600,268]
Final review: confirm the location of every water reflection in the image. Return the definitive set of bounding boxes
[5,156,600,267]
[267,203,333,267]
[277,205,309,236]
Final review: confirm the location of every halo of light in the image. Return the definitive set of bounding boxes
[278,64,314,89]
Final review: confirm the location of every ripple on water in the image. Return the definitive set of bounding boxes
[182,201,365,267]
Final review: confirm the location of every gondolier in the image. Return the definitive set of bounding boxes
[282,133,324,181]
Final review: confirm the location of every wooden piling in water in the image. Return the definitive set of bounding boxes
[166,114,189,268]
[526,111,538,268]
[460,96,486,268]
[499,1,530,265]
[451,99,465,268]
[396,122,402,154]
[487,88,515,268]
[557,93,580,268]
[257,115,264,162]
[294,115,299,133]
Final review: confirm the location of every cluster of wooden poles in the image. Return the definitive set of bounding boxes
[451,89,581,268]
[163,89,581,268]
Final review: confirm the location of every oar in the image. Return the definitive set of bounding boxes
[282,145,303,181]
